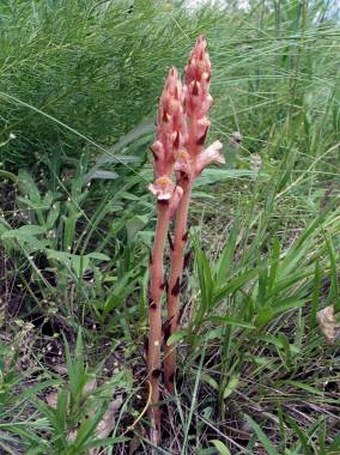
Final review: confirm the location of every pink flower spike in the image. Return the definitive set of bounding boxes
[184,35,213,154]
[153,67,187,178]
[148,176,176,201]
[194,140,225,177]
[185,35,211,91]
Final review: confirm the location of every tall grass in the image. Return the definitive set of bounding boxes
[0,0,202,167]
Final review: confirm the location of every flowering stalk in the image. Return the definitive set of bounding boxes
[147,67,185,443]
[164,36,224,393]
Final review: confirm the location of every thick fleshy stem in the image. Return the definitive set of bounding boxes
[147,201,169,444]
[164,177,192,393]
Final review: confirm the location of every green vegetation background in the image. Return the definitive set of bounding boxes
[0,0,339,454]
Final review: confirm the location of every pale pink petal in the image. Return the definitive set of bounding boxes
[151,141,165,162]
[185,35,211,90]
[148,176,176,201]
[174,150,192,175]
[194,140,225,176]
[195,118,211,145]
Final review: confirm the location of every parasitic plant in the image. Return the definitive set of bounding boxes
[164,35,224,393]
[147,35,224,443]
[147,67,185,444]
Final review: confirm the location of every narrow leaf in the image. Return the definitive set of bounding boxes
[245,415,280,455]
[210,439,231,455]
[222,375,240,399]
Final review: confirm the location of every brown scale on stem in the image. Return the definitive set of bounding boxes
[171,278,181,296]
[168,232,174,251]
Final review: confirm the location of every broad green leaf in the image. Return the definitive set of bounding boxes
[55,389,68,435]
[0,170,18,183]
[0,222,9,236]
[201,373,218,391]
[85,120,153,183]
[251,355,276,370]
[17,196,48,211]
[255,307,275,326]
[256,335,295,358]
[86,252,110,262]
[204,328,223,341]
[196,449,216,455]
[104,272,136,312]
[45,249,90,278]
[46,201,60,229]
[255,299,304,326]
[104,292,124,313]
[167,330,187,346]
[101,120,153,162]
[71,255,90,279]
[126,215,149,244]
[0,422,47,447]
[136,230,154,245]
[86,170,118,181]
[1,225,48,251]
[210,439,231,455]
[1,225,46,239]
[222,375,240,399]
[45,250,109,277]
[279,215,325,278]
[18,169,41,202]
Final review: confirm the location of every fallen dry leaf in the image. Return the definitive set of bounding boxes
[89,395,123,455]
[67,429,78,443]
[84,377,97,394]
[96,395,123,439]
[45,390,58,408]
[317,305,340,344]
